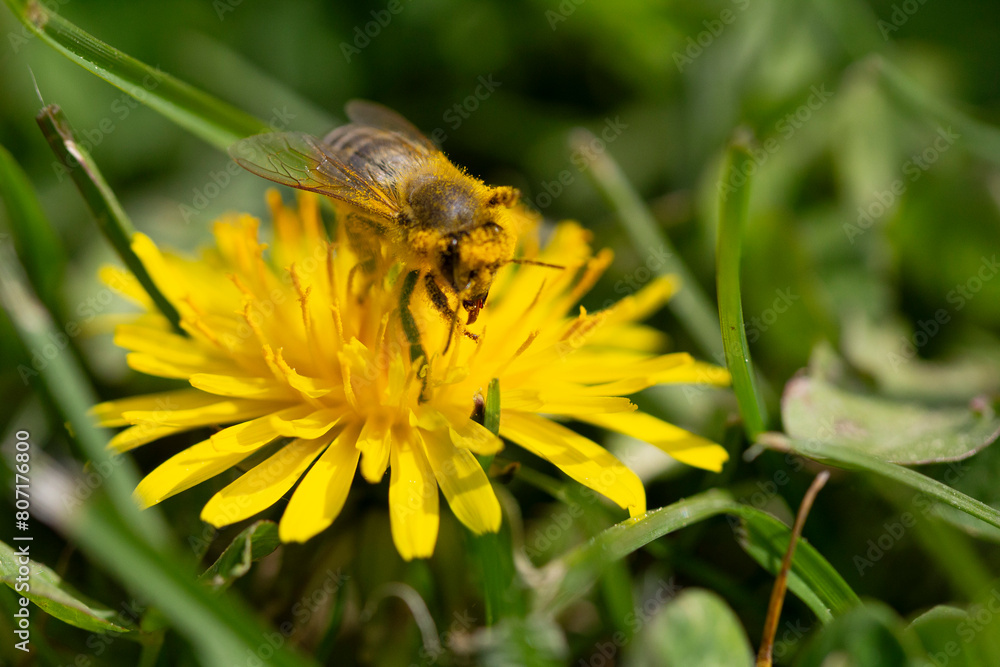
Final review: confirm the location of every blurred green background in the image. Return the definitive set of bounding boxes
[3,0,1000,665]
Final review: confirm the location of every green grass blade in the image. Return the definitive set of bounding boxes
[0,145,65,311]
[36,104,183,334]
[761,434,1000,533]
[0,249,315,667]
[574,129,724,362]
[735,510,860,623]
[0,199,166,549]
[65,492,317,667]
[716,135,769,439]
[536,489,858,620]
[2,0,268,149]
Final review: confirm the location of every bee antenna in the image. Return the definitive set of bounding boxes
[509,258,565,270]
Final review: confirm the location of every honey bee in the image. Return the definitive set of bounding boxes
[230,101,537,346]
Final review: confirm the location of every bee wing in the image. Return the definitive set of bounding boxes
[343,99,438,151]
[229,132,401,220]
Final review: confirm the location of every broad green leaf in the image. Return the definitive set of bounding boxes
[199,521,281,592]
[762,435,1000,534]
[536,489,859,621]
[624,589,753,667]
[0,540,134,634]
[905,606,993,667]
[795,603,924,667]
[843,316,1000,403]
[0,145,64,311]
[736,511,860,622]
[2,0,268,149]
[475,615,567,667]
[782,373,1000,464]
[716,134,769,439]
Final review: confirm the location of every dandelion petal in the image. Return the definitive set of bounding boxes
[134,440,254,509]
[419,429,501,535]
[579,412,729,472]
[500,411,646,516]
[389,432,439,560]
[201,436,329,527]
[279,425,361,542]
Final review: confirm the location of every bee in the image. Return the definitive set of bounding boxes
[230,101,544,352]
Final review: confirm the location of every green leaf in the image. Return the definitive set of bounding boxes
[2,0,268,149]
[783,373,1000,465]
[795,604,925,667]
[0,145,65,311]
[717,134,769,439]
[36,105,184,335]
[736,511,860,623]
[760,435,1000,535]
[625,589,754,667]
[475,615,567,667]
[905,606,994,667]
[0,540,134,634]
[536,489,858,621]
[199,521,281,592]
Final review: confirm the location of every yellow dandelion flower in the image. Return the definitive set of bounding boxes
[91,191,730,560]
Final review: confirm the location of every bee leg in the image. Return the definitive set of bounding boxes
[400,270,429,402]
[423,274,479,351]
[347,258,377,300]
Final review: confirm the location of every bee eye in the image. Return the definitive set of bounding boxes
[483,222,502,235]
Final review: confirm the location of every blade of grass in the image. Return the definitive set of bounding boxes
[717,133,769,439]
[60,489,317,667]
[573,128,724,362]
[0,144,65,311]
[2,0,268,149]
[36,104,183,334]
[0,248,316,667]
[0,201,165,549]
[536,489,859,620]
[759,433,1000,532]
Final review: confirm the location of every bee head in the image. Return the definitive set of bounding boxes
[440,221,513,324]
